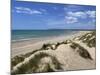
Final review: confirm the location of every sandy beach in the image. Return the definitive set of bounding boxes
[11,31,89,57]
[11,31,96,74]
[11,2,96,74]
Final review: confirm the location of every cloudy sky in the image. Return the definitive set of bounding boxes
[12,0,96,30]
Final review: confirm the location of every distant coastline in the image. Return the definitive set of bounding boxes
[11,30,79,42]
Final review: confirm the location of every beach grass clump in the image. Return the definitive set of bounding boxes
[11,42,61,70]
[70,42,78,49]
[87,37,96,47]
[41,40,72,51]
[13,63,28,74]
[41,43,51,50]
[55,42,60,49]
[11,55,25,69]
[79,31,96,48]
[31,52,62,73]
[78,46,93,60]
[11,49,41,69]
[24,49,40,57]
[12,52,49,74]
[70,42,93,60]
[12,52,62,74]
[41,43,57,50]
[11,31,96,74]
[62,40,71,44]
[62,40,70,44]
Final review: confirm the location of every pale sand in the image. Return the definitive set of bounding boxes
[44,44,95,70]
[12,41,95,72]
[12,31,95,72]
[11,31,90,57]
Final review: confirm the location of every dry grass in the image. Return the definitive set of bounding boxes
[11,31,96,74]
[70,42,93,60]
[79,31,96,47]
[12,52,62,74]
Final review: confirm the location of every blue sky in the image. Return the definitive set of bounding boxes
[12,0,96,30]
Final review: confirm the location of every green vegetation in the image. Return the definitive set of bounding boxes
[70,42,78,49]
[78,46,93,60]
[11,55,25,69]
[79,31,96,47]
[70,42,93,60]
[11,31,96,74]
[12,52,62,74]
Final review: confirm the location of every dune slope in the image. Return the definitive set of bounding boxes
[11,31,96,74]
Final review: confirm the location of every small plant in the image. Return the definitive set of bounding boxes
[24,49,40,57]
[78,46,93,60]
[70,43,77,49]
[12,52,62,74]
[11,55,25,69]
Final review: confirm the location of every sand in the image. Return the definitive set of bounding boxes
[11,31,96,73]
[11,31,89,57]
[46,44,95,70]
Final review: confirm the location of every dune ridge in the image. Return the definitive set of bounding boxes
[11,31,96,74]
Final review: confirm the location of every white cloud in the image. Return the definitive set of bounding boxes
[15,7,42,15]
[39,8,47,12]
[86,11,96,18]
[65,10,96,24]
[15,7,31,11]
[65,16,78,24]
[16,10,22,13]
[66,11,96,19]
[67,11,87,18]
[31,10,42,14]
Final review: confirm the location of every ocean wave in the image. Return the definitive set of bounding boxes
[11,38,41,42]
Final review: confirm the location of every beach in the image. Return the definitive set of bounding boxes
[11,31,89,57]
[11,31,96,74]
[11,1,96,74]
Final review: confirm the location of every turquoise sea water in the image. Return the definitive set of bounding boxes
[11,30,77,42]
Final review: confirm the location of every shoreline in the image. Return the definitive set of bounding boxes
[11,31,90,57]
[11,31,96,74]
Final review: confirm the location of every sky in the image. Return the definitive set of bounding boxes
[11,0,96,30]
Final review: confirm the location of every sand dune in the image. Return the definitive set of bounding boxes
[11,31,89,57]
[11,31,96,74]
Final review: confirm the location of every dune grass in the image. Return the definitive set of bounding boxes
[12,52,62,74]
[79,31,96,47]
[11,55,25,70]
[11,39,71,69]
[70,42,93,60]
[11,31,95,74]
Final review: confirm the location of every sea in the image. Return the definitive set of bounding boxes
[11,30,78,42]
